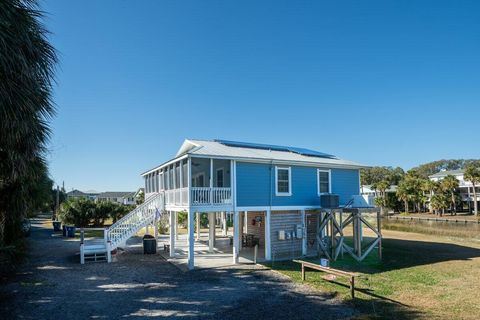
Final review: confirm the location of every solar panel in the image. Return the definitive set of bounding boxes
[215,139,337,159]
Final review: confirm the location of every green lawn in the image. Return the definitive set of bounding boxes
[265,230,480,319]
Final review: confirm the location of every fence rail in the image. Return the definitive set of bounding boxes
[384,215,480,224]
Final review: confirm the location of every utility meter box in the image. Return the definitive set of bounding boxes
[296,225,303,239]
[278,230,285,240]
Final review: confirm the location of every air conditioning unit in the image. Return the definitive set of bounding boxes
[320,194,339,208]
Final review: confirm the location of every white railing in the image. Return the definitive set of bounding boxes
[163,187,232,206]
[164,188,188,206]
[191,187,232,206]
[106,192,164,250]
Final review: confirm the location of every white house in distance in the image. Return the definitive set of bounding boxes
[96,191,136,205]
[137,139,369,270]
[429,169,480,212]
[360,185,397,207]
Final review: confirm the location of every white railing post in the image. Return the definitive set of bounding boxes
[210,158,213,205]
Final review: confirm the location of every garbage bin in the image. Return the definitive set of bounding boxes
[53,221,62,232]
[65,226,76,238]
[143,234,157,254]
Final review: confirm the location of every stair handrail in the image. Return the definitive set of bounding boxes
[106,192,164,248]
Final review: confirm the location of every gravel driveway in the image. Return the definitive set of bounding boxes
[0,216,356,319]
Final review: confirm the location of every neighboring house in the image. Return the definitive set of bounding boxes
[429,169,480,212]
[96,192,136,205]
[66,189,99,201]
[142,139,368,269]
[360,185,397,207]
[134,188,145,203]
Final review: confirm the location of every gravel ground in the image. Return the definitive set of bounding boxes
[0,216,356,319]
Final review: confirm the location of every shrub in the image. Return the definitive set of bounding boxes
[58,198,95,227]
[58,198,135,227]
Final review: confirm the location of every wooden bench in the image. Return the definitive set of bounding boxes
[293,260,357,298]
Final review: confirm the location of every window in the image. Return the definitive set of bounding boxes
[216,168,224,187]
[275,166,291,196]
[317,169,331,194]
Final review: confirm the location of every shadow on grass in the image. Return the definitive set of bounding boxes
[300,236,480,275]
[265,236,480,319]
[267,260,424,319]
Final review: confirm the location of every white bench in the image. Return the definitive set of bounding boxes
[80,229,112,264]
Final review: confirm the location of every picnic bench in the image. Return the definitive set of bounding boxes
[293,260,357,298]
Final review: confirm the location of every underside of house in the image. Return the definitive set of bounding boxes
[92,139,381,270]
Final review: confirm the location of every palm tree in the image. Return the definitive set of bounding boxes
[464,163,480,217]
[375,180,390,216]
[421,179,438,213]
[440,175,459,216]
[396,182,410,213]
[430,193,448,217]
[0,0,57,244]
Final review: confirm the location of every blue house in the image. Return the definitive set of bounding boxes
[136,139,368,270]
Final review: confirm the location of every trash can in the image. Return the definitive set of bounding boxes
[53,221,62,231]
[65,226,76,238]
[143,234,157,254]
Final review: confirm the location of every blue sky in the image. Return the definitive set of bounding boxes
[43,0,480,191]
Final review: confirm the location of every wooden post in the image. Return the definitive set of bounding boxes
[350,276,355,299]
[330,211,335,260]
[377,210,382,260]
[301,209,307,256]
[301,263,305,281]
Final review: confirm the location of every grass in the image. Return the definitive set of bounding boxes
[265,229,480,319]
[383,219,480,242]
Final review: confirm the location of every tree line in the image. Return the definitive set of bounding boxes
[361,160,480,216]
[1,1,57,246]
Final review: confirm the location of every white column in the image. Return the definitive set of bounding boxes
[196,212,200,241]
[209,158,213,204]
[209,212,215,252]
[301,209,307,256]
[169,211,175,257]
[265,208,272,260]
[175,211,178,240]
[222,211,227,236]
[187,208,194,270]
[232,210,240,264]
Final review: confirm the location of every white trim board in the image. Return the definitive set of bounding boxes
[317,169,332,195]
[275,166,292,196]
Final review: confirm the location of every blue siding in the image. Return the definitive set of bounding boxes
[331,168,360,205]
[236,162,359,207]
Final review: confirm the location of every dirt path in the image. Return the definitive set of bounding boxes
[0,216,356,319]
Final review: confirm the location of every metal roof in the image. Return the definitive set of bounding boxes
[97,192,135,198]
[143,139,368,175]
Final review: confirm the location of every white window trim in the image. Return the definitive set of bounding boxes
[317,169,332,195]
[275,166,292,196]
[216,167,224,188]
